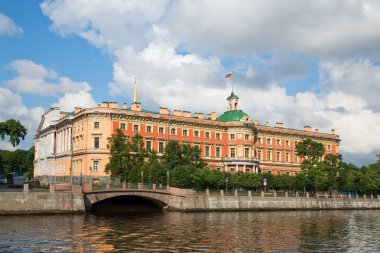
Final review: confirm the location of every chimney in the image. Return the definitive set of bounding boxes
[109,102,118,109]
[264,121,269,127]
[183,111,191,117]
[74,107,82,114]
[131,102,141,111]
[331,129,336,135]
[254,120,259,125]
[304,125,311,132]
[122,103,127,110]
[275,122,284,128]
[197,113,204,119]
[100,101,108,108]
[174,110,182,116]
[210,112,217,120]
[159,107,170,115]
[315,128,319,133]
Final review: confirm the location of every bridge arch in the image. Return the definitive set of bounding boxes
[84,190,177,212]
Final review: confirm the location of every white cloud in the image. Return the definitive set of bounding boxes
[53,90,96,111]
[40,0,380,165]
[319,59,380,110]
[0,87,44,150]
[6,60,92,96]
[41,1,380,57]
[163,0,380,57]
[0,13,23,36]
[40,0,169,51]
[2,60,97,148]
[0,87,28,119]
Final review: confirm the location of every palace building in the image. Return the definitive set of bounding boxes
[34,81,340,184]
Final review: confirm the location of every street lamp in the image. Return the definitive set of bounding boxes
[225,178,229,193]
[263,177,267,192]
[89,166,92,184]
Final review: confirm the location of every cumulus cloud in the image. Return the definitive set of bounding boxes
[42,1,380,57]
[2,59,97,145]
[53,90,96,111]
[0,13,23,36]
[108,33,224,112]
[319,59,380,110]
[40,0,380,164]
[40,0,169,51]
[164,0,380,57]
[6,60,92,96]
[0,87,44,150]
[0,88,28,119]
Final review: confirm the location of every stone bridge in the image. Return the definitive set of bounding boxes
[83,187,194,212]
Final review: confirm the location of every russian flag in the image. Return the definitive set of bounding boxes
[225,73,232,78]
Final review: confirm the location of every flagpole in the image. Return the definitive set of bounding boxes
[231,69,234,92]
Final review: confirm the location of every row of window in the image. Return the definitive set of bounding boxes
[257,137,294,146]
[257,150,300,163]
[119,122,254,141]
[94,122,333,150]
[257,137,333,150]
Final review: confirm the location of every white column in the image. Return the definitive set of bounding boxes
[68,128,71,151]
[225,164,228,172]
[235,164,238,172]
[243,164,246,172]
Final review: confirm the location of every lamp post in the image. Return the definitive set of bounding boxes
[141,171,144,184]
[225,178,229,193]
[263,178,267,192]
[89,166,92,184]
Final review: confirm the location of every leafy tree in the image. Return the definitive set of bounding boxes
[321,153,342,196]
[142,150,166,186]
[105,129,131,181]
[162,140,183,170]
[128,134,148,182]
[171,164,197,188]
[0,147,34,177]
[296,139,324,163]
[0,119,27,147]
[296,139,325,194]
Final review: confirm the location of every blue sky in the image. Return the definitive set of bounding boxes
[1,0,380,165]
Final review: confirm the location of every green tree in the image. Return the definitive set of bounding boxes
[105,129,131,181]
[143,150,166,186]
[0,147,34,177]
[128,133,148,182]
[296,139,325,194]
[162,140,183,170]
[321,153,342,196]
[0,119,27,147]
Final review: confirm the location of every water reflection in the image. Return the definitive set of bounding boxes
[0,210,379,252]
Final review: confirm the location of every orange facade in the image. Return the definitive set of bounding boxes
[34,92,340,184]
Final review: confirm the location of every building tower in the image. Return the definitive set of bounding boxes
[227,91,239,111]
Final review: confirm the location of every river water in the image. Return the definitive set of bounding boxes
[0,210,379,252]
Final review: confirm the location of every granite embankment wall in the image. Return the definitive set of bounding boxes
[168,195,380,211]
[0,192,85,214]
[1,190,380,214]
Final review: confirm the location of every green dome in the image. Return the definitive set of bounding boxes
[217,110,249,122]
[227,91,239,100]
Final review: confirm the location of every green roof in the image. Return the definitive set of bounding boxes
[60,111,74,115]
[227,91,239,100]
[217,110,249,122]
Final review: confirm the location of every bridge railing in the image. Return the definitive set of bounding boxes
[88,182,167,192]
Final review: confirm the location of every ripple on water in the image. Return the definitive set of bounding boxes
[0,210,380,252]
